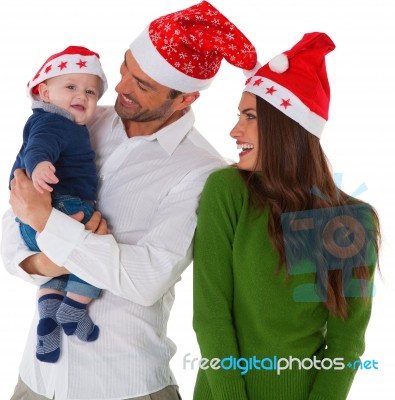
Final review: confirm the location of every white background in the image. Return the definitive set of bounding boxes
[0,0,394,398]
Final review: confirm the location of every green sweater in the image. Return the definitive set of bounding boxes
[192,167,376,400]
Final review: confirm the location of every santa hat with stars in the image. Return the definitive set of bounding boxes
[27,46,108,99]
[129,1,258,92]
[244,32,335,139]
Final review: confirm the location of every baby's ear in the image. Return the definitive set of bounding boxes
[37,82,50,102]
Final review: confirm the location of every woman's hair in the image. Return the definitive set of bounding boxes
[238,97,380,319]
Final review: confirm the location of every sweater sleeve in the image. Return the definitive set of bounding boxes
[193,169,249,400]
[23,115,68,175]
[308,236,378,399]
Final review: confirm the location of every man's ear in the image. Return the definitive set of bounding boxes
[177,91,200,111]
[37,82,50,102]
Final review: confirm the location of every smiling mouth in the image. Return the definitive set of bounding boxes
[120,94,138,106]
[71,105,86,112]
[237,142,254,157]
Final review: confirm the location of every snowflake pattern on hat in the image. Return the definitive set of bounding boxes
[149,1,257,80]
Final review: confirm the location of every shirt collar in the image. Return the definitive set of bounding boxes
[152,109,195,155]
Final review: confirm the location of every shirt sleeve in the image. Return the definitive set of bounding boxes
[1,208,51,286]
[192,170,249,400]
[36,161,222,306]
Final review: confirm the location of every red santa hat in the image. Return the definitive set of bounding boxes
[27,46,108,99]
[129,1,258,92]
[244,32,335,138]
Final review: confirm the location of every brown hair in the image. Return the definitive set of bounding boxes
[239,97,380,319]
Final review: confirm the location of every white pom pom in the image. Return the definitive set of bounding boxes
[243,61,262,78]
[268,53,289,73]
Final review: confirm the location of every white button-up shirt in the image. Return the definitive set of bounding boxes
[1,106,225,400]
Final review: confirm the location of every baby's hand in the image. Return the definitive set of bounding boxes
[31,161,59,193]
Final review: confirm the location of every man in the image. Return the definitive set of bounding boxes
[2,1,257,399]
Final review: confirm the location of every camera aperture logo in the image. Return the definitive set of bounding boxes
[281,174,377,302]
[183,354,379,375]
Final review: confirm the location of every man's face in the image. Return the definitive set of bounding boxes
[115,50,177,126]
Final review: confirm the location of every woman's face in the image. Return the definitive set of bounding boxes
[230,92,259,171]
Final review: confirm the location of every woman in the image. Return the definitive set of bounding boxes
[192,32,380,400]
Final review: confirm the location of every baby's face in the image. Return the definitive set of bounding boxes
[39,73,101,125]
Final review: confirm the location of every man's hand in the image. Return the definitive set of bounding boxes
[85,211,109,235]
[70,210,109,235]
[10,169,52,232]
[31,161,59,193]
